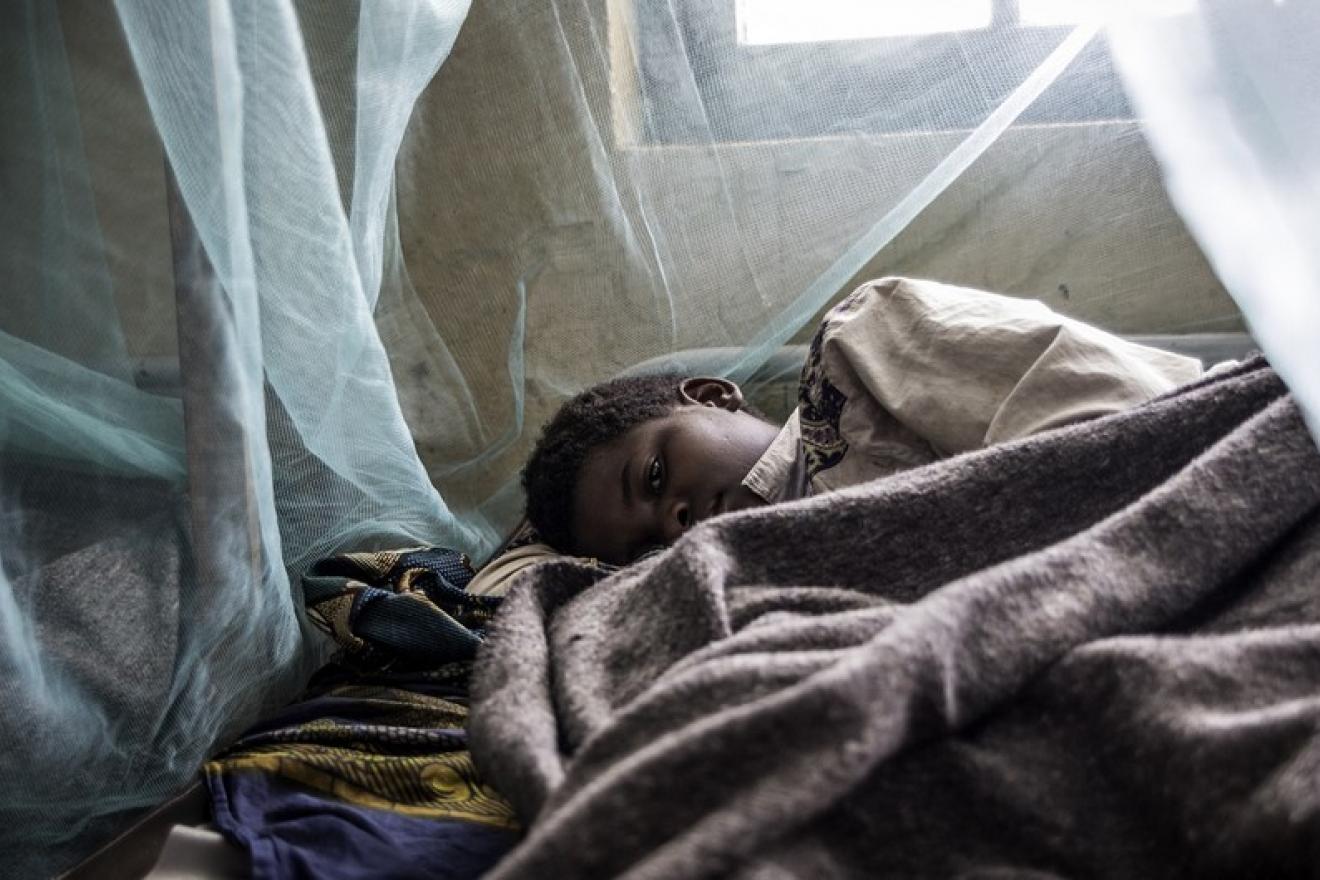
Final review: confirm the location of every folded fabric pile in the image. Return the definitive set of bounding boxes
[302,547,502,669]
[206,548,518,879]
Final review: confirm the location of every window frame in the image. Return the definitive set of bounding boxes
[628,0,1134,145]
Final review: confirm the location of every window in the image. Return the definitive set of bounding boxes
[630,1,1191,144]
[737,0,994,45]
[736,0,1196,44]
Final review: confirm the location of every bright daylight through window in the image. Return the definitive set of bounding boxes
[736,0,1197,45]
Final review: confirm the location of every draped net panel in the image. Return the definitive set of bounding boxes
[0,0,1312,873]
[1110,1,1320,442]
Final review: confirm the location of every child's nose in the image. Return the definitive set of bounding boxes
[662,498,692,543]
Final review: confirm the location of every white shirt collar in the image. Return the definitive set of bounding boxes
[740,409,809,505]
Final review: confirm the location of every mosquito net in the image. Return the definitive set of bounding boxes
[2,0,1316,873]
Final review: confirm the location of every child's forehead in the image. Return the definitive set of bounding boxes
[581,407,699,474]
[614,403,729,444]
[600,408,686,457]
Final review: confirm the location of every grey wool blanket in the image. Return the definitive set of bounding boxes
[470,359,1320,879]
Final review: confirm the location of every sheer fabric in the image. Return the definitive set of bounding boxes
[0,0,1312,873]
[1110,0,1320,441]
[2,1,474,873]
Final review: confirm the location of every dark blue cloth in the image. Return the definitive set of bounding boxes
[211,771,517,880]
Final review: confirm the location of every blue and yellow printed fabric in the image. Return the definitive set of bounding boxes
[302,547,501,669]
[205,548,518,879]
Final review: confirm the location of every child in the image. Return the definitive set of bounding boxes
[467,277,1204,589]
[521,371,779,567]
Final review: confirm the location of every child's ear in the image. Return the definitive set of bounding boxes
[678,377,745,411]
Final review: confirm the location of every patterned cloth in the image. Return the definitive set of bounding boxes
[303,547,501,670]
[205,548,519,879]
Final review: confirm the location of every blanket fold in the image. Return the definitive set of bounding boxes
[471,359,1320,879]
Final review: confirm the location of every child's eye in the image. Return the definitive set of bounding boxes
[646,457,663,495]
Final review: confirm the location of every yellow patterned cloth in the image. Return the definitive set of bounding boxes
[205,547,521,877]
[207,675,516,830]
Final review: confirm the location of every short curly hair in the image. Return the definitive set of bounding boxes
[522,373,684,553]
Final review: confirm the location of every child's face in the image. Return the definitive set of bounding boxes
[570,389,779,566]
